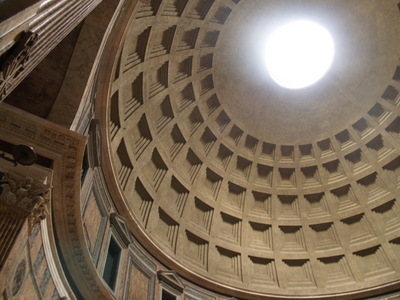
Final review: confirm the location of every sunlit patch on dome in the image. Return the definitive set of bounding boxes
[265,20,335,89]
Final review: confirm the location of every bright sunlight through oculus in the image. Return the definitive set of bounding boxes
[265,20,335,89]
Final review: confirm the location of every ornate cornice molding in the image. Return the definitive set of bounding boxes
[157,270,185,294]
[0,102,112,299]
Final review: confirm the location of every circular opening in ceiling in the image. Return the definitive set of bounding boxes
[265,20,335,89]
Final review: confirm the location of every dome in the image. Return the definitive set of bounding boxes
[2,0,400,299]
[101,0,400,298]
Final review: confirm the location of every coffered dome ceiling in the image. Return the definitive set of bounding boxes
[215,0,400,144]
[105,0,400,297]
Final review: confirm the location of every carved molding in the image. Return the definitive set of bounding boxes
[0,31,38,101]
[0,173,49,231]
[0,171,48,270]
[110,213,133,247]
[184,287,216,300]
[0,102,111,298]
[158,270,185,293]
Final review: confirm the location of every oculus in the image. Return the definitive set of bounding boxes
[265,20,335,89]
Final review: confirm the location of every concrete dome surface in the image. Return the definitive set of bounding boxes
[105,0,400,298]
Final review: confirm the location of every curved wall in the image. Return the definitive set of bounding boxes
[2,0,400,299]
[100,0,400,298]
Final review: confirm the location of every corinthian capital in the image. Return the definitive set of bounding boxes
[0,173,50,229]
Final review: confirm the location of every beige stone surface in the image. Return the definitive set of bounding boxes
[214,0,400,144]
[2,0,400,298]
[102,0,400,297]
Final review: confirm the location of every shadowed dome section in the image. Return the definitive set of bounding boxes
[105,0,400,298]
